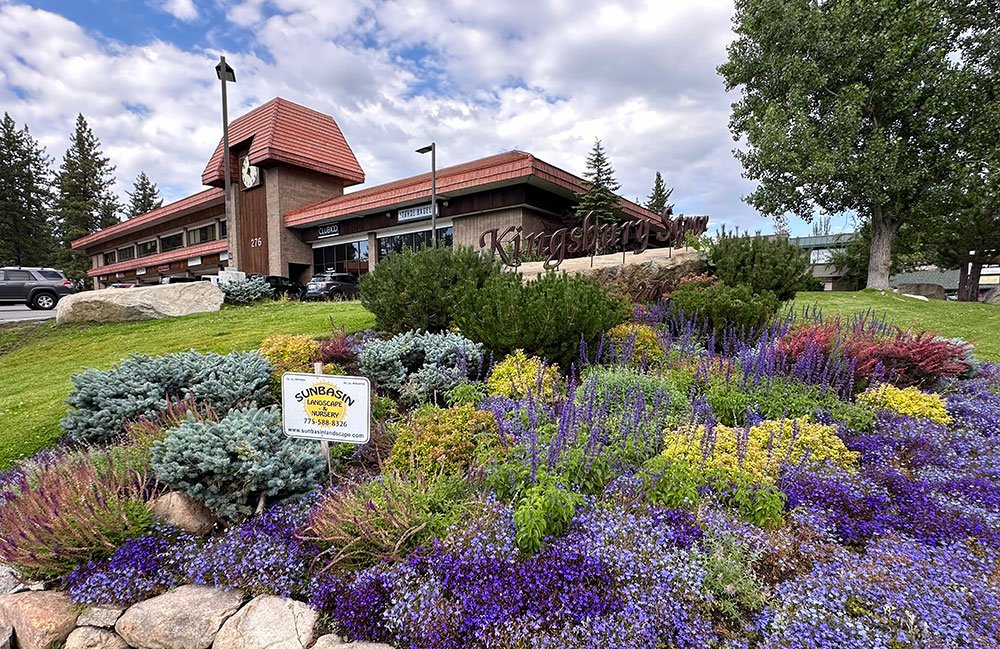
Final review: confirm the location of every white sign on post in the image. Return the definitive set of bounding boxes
[281,372,371,444]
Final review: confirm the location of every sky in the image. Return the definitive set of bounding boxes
[0,0,855,236]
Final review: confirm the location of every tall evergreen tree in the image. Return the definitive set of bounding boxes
[644,171,674,216]
[53,114,121,281]
[575,139,622,225]
[0,113,55,267]
[126,171,163,218]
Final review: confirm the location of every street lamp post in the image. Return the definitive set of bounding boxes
[215,56,237,270]
[416,143,437,247]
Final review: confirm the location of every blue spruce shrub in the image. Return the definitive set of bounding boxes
[150,406,326,522]
[61,350,272,445]
[219,276,274,305]
[359,331,485,406]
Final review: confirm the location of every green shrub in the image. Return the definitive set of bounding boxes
[513,476,582,555]
[454,272,628,370]
[705,231,811,301]
[671,281,779,333]
[0,452,155,579]
[389,405,503,476]
[219,276,274,305]
[443,382,490,407]
[583,365,692,431]
[359,246,503,334]
[640,456,702,509]
[259,334,320,367]
[359,331,485,406]
[150,407,326,522]
[486,349,563,400]
[698,534,772,631]
[304,471,475,570]
[62,350,273,445]
[606,322,665,365]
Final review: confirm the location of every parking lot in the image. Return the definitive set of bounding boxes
[0,305,55,323]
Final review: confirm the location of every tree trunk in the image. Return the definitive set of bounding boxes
[958,262,971,301]
[866,207,899,290]
[965,262,983,301]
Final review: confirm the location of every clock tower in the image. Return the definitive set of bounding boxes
[201,98,364,279]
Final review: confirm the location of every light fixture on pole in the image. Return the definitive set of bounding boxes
[215,56,237,270]
[416,142,437,247]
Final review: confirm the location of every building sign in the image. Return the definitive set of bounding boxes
[135,267,146,276]
[158,264,171,272]
[479,211,709,270]
[188,256,202,266]
[281,372,371,444]
[318,223,340,238]
[397,203,433,223]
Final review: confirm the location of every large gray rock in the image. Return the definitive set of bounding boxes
[896,282,946,300]
[150,492,218,536]
[212,595,317,649]
[0,591,78,649]
[0,568,17,596]
[76,605,125,629]
[1,625,11,649]
[311,637,393,649]
[115,585,243,649]
[56,282,224,324]
[65,627,129,649]
[516,247,706,301]
[984,286,1000,306]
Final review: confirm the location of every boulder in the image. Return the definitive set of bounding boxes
[896,283,946,300]
[76,605,125,629]
[56,282,224,324]
[0,568,18,596]
[1,625,10,649]
[65,627,129,649]
[0,591,78,649]
[984,286,1000,306]
[311,637,394,649]
[515,247,706,301]
[150,492,218,536]
[115,585,243,649]
[212,595,317,649]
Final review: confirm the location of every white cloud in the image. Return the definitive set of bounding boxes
[0,0,770,231]
[160,0,198,21]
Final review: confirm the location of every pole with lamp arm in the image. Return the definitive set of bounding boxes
[215,56,238,271]
[416,143,437,247]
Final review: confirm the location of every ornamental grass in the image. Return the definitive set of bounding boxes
[0,451,156,579]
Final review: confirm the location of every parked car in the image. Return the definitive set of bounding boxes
[160,276,204,284]
[0,267,76,310]
[253,274,306,300]
[303,272,359,301]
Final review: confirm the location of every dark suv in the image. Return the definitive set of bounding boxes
[304,272,359,301]
[253,275,306,300]
[0,267,77,310]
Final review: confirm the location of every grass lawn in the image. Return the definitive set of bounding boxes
[0,300,374,471]
[792,289,1000,361]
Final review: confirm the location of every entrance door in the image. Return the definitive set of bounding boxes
[238,181,269,275]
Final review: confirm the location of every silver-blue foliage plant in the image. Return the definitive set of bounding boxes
[219,276,274,305]
[150,406,326,522]
[359,330,485,406]
[61,350,273,444]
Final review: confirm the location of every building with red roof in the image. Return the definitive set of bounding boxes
[73,98,687,288]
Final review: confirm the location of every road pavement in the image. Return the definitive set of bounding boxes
[0,305,55,323]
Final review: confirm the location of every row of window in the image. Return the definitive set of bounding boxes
[102,221,226,266]
[312,226,454,276]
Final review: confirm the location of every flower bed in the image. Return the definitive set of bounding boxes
[1,273,999,648]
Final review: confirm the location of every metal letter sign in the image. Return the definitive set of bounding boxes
[281,372,371,444]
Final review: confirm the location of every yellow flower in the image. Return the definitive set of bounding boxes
[857,384,951,425]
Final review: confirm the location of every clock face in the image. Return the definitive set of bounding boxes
[240,156,260,189]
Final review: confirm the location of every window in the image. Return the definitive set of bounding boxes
[103,251,117,265]
[137,240,158,257]
[160,232,184,252]
[118,246,135,262]
[38,270,64,280]
[6,270,32,281]
[188,223,216,245]
[219,219,228,238]
[377,226,453,259]
[810,248,833,264]
[312,240,371,277]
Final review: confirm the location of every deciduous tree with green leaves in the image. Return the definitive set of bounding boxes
[719,0,971,290]
[645,171,674,216]
[0,113,55,267]
[125,171,162,218]
[53,114,121,281]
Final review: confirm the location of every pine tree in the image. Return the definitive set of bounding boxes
[644,171,674,216]
[0,113,55,267]
[125,171,163,218]
[575,139,622,226]
[53,114,121,281]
